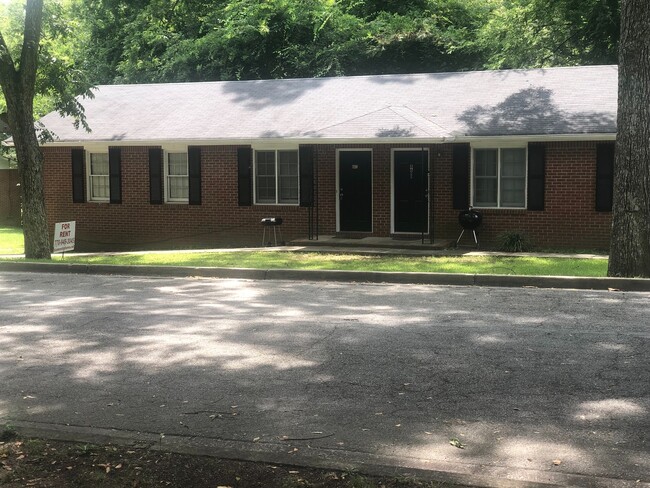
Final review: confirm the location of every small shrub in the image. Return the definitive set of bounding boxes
[497,231,532,252]
[0,424,17,442]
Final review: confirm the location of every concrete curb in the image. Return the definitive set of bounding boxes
[1,260,649,291]
[5,420,646,488]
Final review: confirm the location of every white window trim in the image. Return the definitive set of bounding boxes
[471,146,528,209]
[253,148,300,206]
[86,151,110,203]
[163,150,189,204]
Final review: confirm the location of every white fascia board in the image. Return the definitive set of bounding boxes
[40,132,616,149]
[455,133,616,145]
[41,137,452,149]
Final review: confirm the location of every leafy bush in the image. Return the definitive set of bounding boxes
[0,424,17,442]
[497,231,532,252]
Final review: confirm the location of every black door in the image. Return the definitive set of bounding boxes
[339,150,372,232]
[394,150,429,233]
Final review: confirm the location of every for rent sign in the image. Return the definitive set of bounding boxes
[53,221,76,253]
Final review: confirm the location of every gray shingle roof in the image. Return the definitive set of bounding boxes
[39,65,618,144]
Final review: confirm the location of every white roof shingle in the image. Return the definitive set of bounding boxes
[38,65,618,144]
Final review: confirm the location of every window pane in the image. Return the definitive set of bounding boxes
[166,153,189,201]
[501,148,526,165]
[474,177,498,207]
[89,154,109,200]
[91,175,109,199]
[168,153,188,175]
[90,154,109,176]
[501,178,525,207]
[256,151,276,176]
[278,151,298,203]
[168,176,189,199]
[475,149,497,176]
[256,151,277,203]
[501,149,526,177]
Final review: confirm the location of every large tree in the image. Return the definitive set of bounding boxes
[0,0,92,259]
[0,0,50,258]
[608,0,650,277]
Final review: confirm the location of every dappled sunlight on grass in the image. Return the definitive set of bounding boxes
[50,251,609,277]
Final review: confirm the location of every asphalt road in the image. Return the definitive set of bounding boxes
[1,271,649,487]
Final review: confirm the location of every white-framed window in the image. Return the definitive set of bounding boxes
[473,147,526,208]
[88,152,110,202]
[165,152,189,202]
[254,149,299,205]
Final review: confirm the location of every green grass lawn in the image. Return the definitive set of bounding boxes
[0,225,608,276]
[54,251,608,277]
[0,226,23,254]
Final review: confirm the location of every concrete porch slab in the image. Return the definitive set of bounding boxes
[290,235,455,250]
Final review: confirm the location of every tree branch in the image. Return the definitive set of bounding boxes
[19,0,44,101]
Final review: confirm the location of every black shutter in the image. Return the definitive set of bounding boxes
[596,143,615,212]
[237,147,252,206]
[527,144,545,211]
[299,146,314,207]
[149,148,163,204]
[71,148,85,203]
[452,145,470,209]
[188,146,202,205]
[108,147,122,204]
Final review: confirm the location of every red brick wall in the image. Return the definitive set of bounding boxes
[43,145,314,250]
[0,169,20,224]
[42,140,613,251]
[432,141,613,250]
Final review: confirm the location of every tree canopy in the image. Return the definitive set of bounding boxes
[73,0,620,87]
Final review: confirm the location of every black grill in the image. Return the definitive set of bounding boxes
[458,209,482,230]
[261,217,283,226]
[261,217,284,246]
[455,208,482,248]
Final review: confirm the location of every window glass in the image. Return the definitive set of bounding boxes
[168,153,188,176]
[475,149,497,176]
[500,148,526,207]
[255,150,299,204]
[500,178,525,207]
[501,148,526,176]
[473,147,526,208]
[89,153,109,200]
[474,177,498,207]
[256,151,277,204]
[474,149,498,207]
[167,153,189,201]
[278,150,299,203]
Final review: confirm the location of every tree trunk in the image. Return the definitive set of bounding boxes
[608,0,650,277]
[0,0,50,259]
[5,85,50,259]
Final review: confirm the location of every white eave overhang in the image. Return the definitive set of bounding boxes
[37,132,617,149]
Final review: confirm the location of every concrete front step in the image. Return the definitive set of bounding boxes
[290,235,455,250]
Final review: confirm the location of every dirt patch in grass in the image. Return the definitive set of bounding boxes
[0,436,462,488]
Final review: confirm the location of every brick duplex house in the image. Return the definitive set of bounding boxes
[36,65,617,251]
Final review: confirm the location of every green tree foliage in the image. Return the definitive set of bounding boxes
[476,0,619,69]
[0,0,93,259]
[1,0,93,122]
[76,0,620,85]
[77,0,491,83]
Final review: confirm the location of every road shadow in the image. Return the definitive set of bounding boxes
[0,274,648,484]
